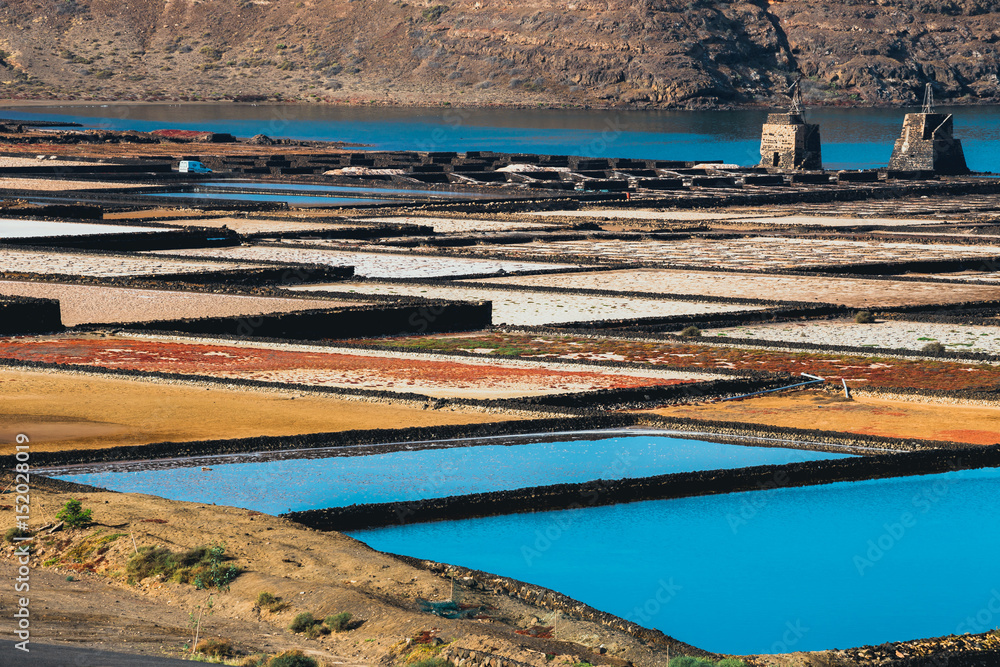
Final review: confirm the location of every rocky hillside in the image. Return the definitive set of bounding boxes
[0,0,998,108]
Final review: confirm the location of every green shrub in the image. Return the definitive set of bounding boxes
[305,623,330,639]
[679,325,702,338]
[325,612,352,632]
[289,612,316,633]
[126,544,240,589]
[667,659,744,667]
[922,341,946,354]
[4,527,31,543]
[668,658,713,667]
[195,637,232,657]
[239,655,270,667]
[56,499,92,528]
[257,591,289,613]
[199,46,223,60]
[854,311,875,324]
[422,4,449,20]
[268,650,319,667]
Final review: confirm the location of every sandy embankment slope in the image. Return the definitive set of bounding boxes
[0,477,685,667]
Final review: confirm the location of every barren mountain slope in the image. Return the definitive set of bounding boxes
[0,0,997,108]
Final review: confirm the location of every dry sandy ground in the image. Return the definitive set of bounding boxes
[909,270,1000,283]
[361,216,561,233]
[474,269,1000,308]
[654,389,1000,445]
[168,216,362,234]
[0,280,358,326]
[0,248,266,278]
[104,209,238,221]
[0,480,680,667]
[0,368,524,454]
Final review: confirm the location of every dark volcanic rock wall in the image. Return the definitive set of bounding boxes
[0,0,997,107]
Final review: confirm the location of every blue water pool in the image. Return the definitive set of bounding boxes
[49,431,851,515]
[152,191,394,206]
[349,466,1000,654]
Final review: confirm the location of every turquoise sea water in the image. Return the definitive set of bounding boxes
[4,104,1000,171]
[350,466,1000,654]
[50,434,850,515]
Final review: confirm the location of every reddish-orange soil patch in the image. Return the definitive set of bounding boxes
[364,332,1000,392]
[653,389,1000,445]
[0,336,699,399]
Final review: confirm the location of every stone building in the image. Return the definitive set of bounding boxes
[887,112,969,175]
[758,112,823,170]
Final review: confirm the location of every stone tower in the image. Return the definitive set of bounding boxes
[887,85,969,175]
[759,81,822,170]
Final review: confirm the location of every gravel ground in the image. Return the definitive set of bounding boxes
[475,237,1000,270]
[733,216,950,227]
[291,281,763,326]
[359,216,561,232]
[0,157,94,167]
[0,280,356,325]
[527,209,760,220]
[474,269,1000,307]
[909,271,1000,283]
[0,248,267,277]
[155,245,579,278]
[702,319,1000,355]
[0,177,152,190]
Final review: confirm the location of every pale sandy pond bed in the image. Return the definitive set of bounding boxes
[702,319,1000,355]
[473,269,1000,308]
[152,245,580,278]
[290,281,765,326]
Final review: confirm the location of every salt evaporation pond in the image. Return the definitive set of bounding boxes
[0,219,172,239]
[154,191,394,206]
[200,182,491,198]
[49,432,850,515]
[350,466,1000,655]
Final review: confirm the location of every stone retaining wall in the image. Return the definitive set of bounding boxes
[285,444,1000,531]
[440,647,540,667]
[0,295,62,334]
